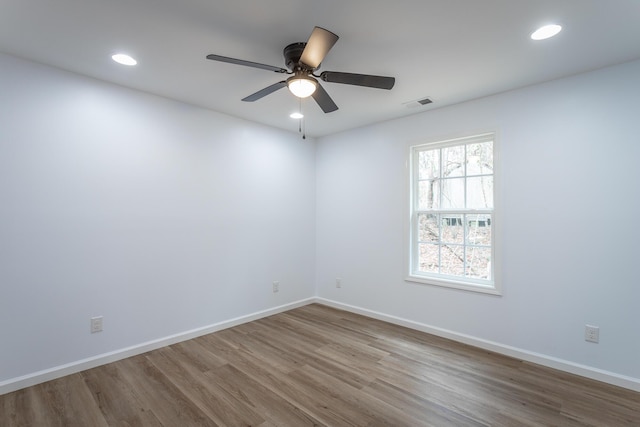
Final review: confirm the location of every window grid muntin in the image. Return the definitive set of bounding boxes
[410,133,495,289]
[415,213,492,281]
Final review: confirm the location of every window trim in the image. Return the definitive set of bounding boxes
[405,132,501,295]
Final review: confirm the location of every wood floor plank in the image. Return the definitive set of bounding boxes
[117,355,218,426]
[284,307,378,345]
[206,364,326,426]
[81,362,164,426]
[248,316,326,355]
[208,330,370,426]
[196,332,350,425]
[144,346,265,426]
[169,339,229,371]
[2,385,54,427]
[374,356,503,424]
[40,373,110,427]
[217,327,306,374]
[362,378,486,427]
[1,303,639,426]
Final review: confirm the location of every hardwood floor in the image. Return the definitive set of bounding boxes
[1,304,639,426]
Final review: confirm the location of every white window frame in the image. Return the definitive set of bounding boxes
[405,132,501,295]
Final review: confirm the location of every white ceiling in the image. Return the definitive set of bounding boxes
[2,0,640,138]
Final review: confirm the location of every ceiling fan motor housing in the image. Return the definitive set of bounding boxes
[284,42,309,71]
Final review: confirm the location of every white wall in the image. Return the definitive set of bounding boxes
[316,60,640,384]
[2,50,639,393]
[0,53,316,384]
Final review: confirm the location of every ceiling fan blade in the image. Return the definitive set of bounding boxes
[320,71,395,90]
[242,81,287,102]
[300,27,339,69]
[206,54,287,73]
[311,83,338,113]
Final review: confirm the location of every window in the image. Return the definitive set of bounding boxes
[407,133,499,294]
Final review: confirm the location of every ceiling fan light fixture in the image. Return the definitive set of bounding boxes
[287,74,317,98]
[290,112,304,119]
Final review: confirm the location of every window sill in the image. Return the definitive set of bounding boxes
[405,274,502,295]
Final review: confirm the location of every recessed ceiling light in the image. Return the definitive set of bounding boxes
[290,112,304,119]
[531,24,562,41]
[111,53,137,66]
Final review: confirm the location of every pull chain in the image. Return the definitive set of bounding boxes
[299,97,306,139]
[298,97,302,134]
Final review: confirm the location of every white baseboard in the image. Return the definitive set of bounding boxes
[0,298,314,396]
[3,296,638,395]
[315,297,640,393]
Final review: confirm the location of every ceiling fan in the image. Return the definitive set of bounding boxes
[206,26,395,113]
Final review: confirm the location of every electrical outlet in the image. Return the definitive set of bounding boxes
[272,281,280,293]
[90,316,103,333]
[585,325,599,343]
[336,278,342,288]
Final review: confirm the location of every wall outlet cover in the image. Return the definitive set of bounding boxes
[90,316,103,333]
[585,325,599,343]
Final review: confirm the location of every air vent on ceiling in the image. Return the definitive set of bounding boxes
[403,97,433,109]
